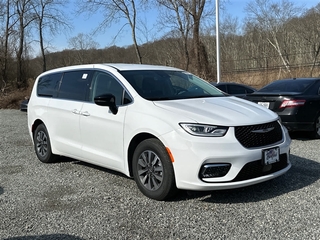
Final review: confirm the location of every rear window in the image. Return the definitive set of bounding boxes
[37,73,62,97]
[259,79,315,93]
[228,85,249,94]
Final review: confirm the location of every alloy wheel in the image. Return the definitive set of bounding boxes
[36,130,48,158]
[137,150,163,191]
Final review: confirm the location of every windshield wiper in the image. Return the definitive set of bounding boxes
[146,97,171,101]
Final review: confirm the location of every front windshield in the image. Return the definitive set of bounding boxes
[119,70,224,100]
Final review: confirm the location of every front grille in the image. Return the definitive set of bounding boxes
[235,121,283,148]
[232,153,288,182]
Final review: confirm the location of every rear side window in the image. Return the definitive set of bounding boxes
[217,85,227,92]
[58,70,93,101]
[37,73,62,97]
[228,85,248,94]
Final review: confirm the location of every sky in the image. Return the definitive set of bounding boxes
[42,0,320,54]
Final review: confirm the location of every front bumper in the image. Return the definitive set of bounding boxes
[161,125,291,191]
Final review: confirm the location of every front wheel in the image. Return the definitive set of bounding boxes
[132,139,176,200]
[33,124,56,163]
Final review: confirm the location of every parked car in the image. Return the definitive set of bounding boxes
[20,98,29,111]
[211,82,256,98]
[245,78,320,138]
[27,64,291,200]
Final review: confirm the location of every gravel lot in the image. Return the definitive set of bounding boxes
[0,109,319,240]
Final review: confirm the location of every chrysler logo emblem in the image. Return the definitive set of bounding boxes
[251,127,274,133]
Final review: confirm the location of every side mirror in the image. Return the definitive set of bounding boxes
[94,94,118,114]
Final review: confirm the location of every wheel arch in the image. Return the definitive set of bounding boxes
[32,119,45,137]
[127,133,159,177]
[312,111,320,139]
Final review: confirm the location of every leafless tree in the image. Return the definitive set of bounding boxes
[245,0,302,74]
[293,4,320,76]
[68,33,100,64]
[157,0,192,70]
[179,0,214,78]
[15,0,36,88]
[0,0,18,92]
[30,0,71,72]
[78,0,148,64]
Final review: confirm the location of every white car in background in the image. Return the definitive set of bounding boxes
[27,63,291,200]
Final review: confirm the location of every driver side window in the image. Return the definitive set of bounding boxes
[90,71,125,105]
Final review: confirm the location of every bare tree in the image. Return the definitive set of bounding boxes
[68,33,100,64]
[293,4,320,76]
[0,0,10,92]
[157,0,192,70]
[178,0,212,77]
[15,0,35,88]
[245,0,302,74]
[0,0,18,92]
[219,15,242,72]
[30,0,71,72]
[78,0,148,64]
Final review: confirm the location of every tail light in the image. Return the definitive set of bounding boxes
[280,100,305,108]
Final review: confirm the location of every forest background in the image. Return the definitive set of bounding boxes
[1,0,320,109]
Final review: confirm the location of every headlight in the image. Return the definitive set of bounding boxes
[179,123,228,137]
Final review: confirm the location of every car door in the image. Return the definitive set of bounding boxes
[79,71,130,172]
[47,70,93,158]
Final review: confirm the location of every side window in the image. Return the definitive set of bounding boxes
[90,71,128,105]
[228,85,246,94]
[246,88,255,94]
[217,85,227,92]
[37,73,62,97]
[123,91,132,104]
[308,80,320,95]
[58,70,92,101]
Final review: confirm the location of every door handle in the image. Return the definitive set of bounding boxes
[81,111,90,117]
[72,109,80,114]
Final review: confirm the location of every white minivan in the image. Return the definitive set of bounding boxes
[28,63,291,200]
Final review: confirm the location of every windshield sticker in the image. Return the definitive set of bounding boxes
[82,73,88,79]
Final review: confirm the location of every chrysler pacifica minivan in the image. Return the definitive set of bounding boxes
[27,64,291,200]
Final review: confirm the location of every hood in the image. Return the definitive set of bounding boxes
[154,96,278,126]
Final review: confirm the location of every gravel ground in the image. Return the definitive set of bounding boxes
[0,109,319,240]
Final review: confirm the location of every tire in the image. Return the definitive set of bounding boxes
[33,124,56,163]
[311,114,320,139]
[132,139,176,201]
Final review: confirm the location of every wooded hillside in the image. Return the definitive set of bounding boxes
[1,0,320,100]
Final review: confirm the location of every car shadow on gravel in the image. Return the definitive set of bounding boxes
[172,154,320,203]
[289,131,317,141]
[58,156,132,179]
[50,154,319,204]
[4,234,84,240]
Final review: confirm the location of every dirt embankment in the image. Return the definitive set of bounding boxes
[0,88,31,110]
[0,79,33,110]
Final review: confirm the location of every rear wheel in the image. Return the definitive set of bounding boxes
[309,114,320,139]
[34,124,56,163]
[132,139,176,200]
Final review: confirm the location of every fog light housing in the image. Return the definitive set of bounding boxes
[199,163,231,179]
